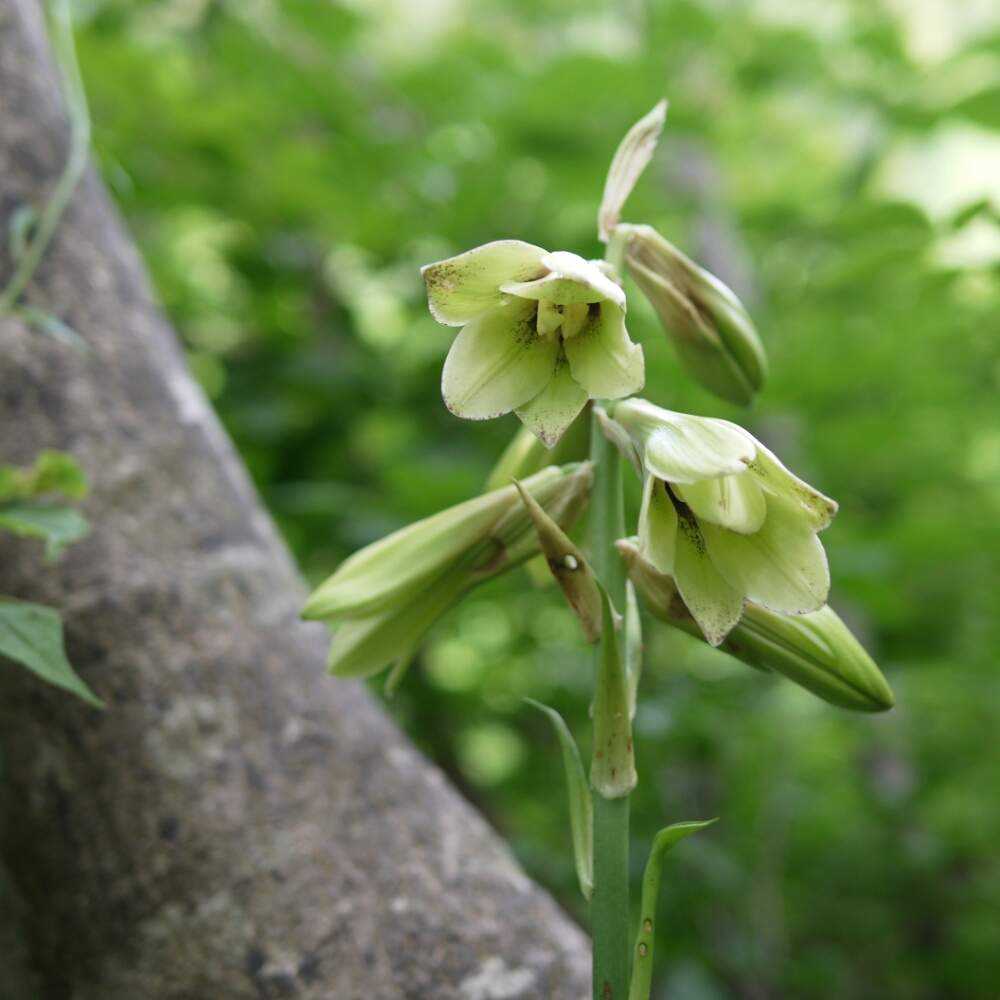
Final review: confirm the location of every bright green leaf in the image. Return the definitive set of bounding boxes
[0,600,102,707]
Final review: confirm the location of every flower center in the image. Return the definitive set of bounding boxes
[534,300,592,342]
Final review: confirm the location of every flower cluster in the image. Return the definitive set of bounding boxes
[305,98,892,718]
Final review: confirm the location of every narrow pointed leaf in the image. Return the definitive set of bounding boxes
[525,699,593,900]
[629,819,717,1000]
[591,587,636,799]
[514,480,602,642]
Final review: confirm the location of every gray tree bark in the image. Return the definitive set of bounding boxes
[0,2,590,997]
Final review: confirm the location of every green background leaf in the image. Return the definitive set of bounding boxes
[0,600,102,707]
[0,505,89,560]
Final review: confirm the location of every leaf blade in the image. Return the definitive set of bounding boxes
[525,698,593,900]
[0,600,102,707]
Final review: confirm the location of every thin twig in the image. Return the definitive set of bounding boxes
[0,0,90,315]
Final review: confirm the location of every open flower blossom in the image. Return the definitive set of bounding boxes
[422,241,644,447]
[606,397,837,646]
[302,462,593,680]
[616,538,893,713]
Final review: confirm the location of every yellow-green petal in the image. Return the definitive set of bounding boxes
[673,512,744,646]
[502,251,626,309]
[563,302,644,400]
[638,476,677,574]
[748,442,838,531]
[675,471,766,535]
[422,239,547,326]
[514,355,589,448]
[701,497,830,615]
[442,301,558,419]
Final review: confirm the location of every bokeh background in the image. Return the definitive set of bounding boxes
[73,0,998,996]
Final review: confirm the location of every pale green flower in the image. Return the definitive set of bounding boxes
[616,538,893,713]
[608,398,837,646]
[422,241,644,447]
[302,462,593,680]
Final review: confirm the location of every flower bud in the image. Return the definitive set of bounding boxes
[617,539,893,713]
[303,463,593,680]
[621,223,767,406]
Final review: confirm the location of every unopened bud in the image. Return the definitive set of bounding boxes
[305,462,593,680]
[618,539,893,713]
[622,224,767,406]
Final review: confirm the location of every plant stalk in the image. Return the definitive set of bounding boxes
[589,407,632,999]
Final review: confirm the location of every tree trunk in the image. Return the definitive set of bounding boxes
[0,2,589,996]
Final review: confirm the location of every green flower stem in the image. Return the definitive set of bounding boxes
[589,405,632,1000]
[0,0,90,315]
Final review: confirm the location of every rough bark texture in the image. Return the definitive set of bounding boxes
[0,3,590,997]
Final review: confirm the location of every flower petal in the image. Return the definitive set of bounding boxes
[502,251,626,309]
[423,240,547,325]
[645,416,755,484]
[442,301,558,419]
[675,470,766,535]
[638,476,677,574]
[673,511,744,645]
[701,496,830,615]
[748,443,838,531]
[515,355,589,448]
[563,302,644,399]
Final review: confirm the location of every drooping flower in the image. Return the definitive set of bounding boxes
[422,242,644,447]
[302,462,593,681]
[607,397,837,645]
[616,538,893,713]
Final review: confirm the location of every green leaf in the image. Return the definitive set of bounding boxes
[525,699,592,900]
[0,600,102,707]
[0,450,88,503]
[629,819,718,1000]
[0,504,90,560]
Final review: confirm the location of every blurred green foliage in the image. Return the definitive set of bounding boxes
[74,0,999,995]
